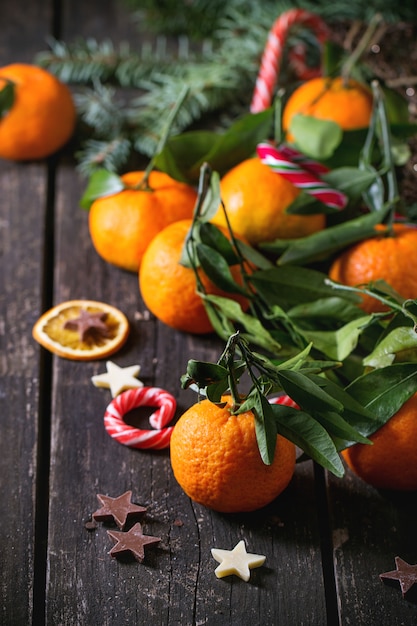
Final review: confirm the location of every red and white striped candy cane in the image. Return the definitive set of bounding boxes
[250,8,328,114]
[257,141,348,210]
[269,395,300,409]
[104,387,176,450]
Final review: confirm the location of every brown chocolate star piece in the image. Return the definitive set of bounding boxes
[107,522,161,563]
[63,308,109,341]
[92,491,147,529]
[380,556,417,597]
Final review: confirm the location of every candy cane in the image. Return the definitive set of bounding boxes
[104,387,176,450]
[269,395,300,409]
[257,141,348,210]
[250,8,328,113]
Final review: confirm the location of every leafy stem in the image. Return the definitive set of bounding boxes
[135,85,189,190]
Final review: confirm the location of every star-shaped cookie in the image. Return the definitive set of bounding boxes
[91,360,144,397]
[211,540,266,581]
[92,491,147,529]
[380,556,417,597]
[107,522,161,562]
[63,309,109,341]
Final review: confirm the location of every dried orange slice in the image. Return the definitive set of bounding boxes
[32,300,129,361]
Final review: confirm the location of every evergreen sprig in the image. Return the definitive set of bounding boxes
[34,3,301,173]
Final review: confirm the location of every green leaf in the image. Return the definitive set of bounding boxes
[289,297,363,324]
[302,315,372,361]
[270,404,344,476]
[239,391,277,465]
[199,169,222,222]
[80,168,125,209]
[277,370,343,413]
[250,265,357,308]
[290,114,343,160]
[202,294,282,353]
[0,80,15,118]
[206,377,231,404]
[363,326,417,368]
[234,239,274,270]
[196,243,248,295]
[314,410,371,445]
[322,128,371,169]
[153,131,216,183]
[270,207,389,266]
[285,167,377,216]
[182,360,228,389]
[154,109,273,184]
[198,222,239,265]
[346,363,417,434]
[198,109,273,174]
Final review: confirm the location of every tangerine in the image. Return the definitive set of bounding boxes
[139,219,249,334]
[211,157,325,245]
[170,396,296,512]
[282,76,373,140]
[328,223,417,313]
[88,171,197,272]
[342,393,417,490]
[0,63,76,161]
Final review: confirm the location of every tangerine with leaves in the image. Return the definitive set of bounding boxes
[342,393,417,490]
[211,157,325,245]
[282,76,373,141]
[170,396,296,512]
[329,223,417,313]
[139,219,249,334]
[0,63,76,161]
[88,171,197,272]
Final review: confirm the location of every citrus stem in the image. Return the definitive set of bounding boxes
[341,13,383,84]
[219,331,244,410]
[273,89,285,144]
[325,277,406,314]
[370,80,399,221]
[134,85,189,191]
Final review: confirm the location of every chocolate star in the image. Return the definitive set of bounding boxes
[107,522,161,563]
[380,556,417,597]
[63,308,109,341]
[92,491,147,529]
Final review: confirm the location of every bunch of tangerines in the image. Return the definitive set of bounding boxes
[3,43,417,513]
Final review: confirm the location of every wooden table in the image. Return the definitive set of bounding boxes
[2,2,417,624]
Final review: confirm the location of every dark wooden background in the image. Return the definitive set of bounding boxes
[1,1,417,624]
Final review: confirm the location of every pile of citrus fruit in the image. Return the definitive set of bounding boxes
[24,12,417,512]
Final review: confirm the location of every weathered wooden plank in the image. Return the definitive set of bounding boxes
[0,158,49,625]
[327,469,417,625]
[0,1,52,65]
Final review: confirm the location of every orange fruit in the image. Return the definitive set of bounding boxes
[342,393,417,490]
[0,63,76,161]
[328,223,417,313]
[170,396,296,512]
[88,171,197,272]
[139,219,249,334]
[282,76,373,141]
[211,157,325,245]
[32,300,129,360]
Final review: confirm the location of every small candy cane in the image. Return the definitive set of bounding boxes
[104,387,176,450]
[250,8,328,114]
[269,394,300,409]
[257,141,348,210]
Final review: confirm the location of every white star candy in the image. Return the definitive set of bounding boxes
[211,540,266,582]
[91,361,144,397]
